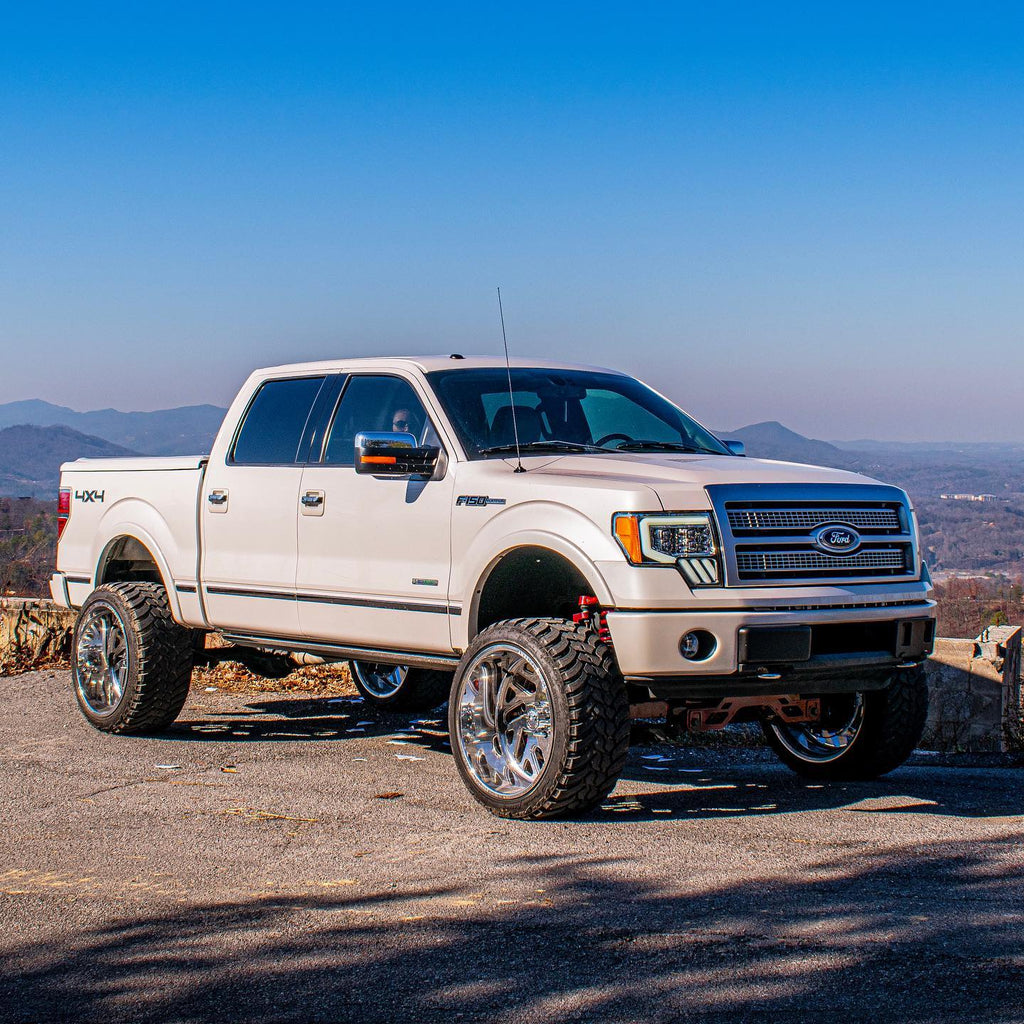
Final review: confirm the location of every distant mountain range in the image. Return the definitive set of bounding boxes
[3,404,1022,575]
[716,421,846,468]
[0,399,226,457]
[1,401,1022,508]
[0,425,137,497]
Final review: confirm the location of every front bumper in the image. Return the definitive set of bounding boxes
[605,601,936,685]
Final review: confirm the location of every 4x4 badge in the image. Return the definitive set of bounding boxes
[75,489,105,503]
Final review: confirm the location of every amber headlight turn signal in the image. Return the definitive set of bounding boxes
[612,512,721,586]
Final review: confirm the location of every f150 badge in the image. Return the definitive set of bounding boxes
[456,495,507,507]
[75,489,105,503]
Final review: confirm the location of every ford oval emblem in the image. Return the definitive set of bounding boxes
[813,524,861,555]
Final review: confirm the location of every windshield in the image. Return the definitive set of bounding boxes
[427,368,732,460]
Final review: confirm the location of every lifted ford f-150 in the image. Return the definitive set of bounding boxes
[52,356,935,818]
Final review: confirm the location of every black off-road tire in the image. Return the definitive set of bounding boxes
[72,582,194,734]
[448,617,630,820]
[348,662,452,712]
[763,665,929,781]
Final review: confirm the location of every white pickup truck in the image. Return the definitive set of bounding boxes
[52,355,935,818]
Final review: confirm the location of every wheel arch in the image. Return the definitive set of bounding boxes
[94,530,182,622]
[461,538,614,647]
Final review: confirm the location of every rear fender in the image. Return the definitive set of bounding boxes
[91,500,190,623]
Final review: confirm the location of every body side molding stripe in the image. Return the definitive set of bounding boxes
[203,584,461,616]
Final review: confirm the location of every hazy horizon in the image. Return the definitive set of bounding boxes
[3,390,1022,448]
[3,5,1023,442]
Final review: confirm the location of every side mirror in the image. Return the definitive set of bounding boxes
[354,431,440,477]
[723,439,745,457]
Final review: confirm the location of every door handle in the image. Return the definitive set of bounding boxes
[207,489,229,514]
[300,490,325,517]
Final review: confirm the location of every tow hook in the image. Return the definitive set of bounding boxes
[573,595,613,647]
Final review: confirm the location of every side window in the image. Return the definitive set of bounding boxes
[231,376,326,465]
[323,376,435,466]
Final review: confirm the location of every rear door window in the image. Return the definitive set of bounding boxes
[231,376,327,465]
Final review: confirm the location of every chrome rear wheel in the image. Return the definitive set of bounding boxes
[351,662,408,700]
[71,582,193,734]
[74,600,129,718]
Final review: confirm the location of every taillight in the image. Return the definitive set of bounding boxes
[57,487,71,541]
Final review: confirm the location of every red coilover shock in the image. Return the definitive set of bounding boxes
[573,595,613,647]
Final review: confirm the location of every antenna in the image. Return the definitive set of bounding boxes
[497,287,525,473]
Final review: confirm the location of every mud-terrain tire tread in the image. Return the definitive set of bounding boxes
[764,666,928,781]
[450,617,630,820]
[349,664,452,712]
[72,582,193,734]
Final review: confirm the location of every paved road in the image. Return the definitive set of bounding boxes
[1,670,1023,1023]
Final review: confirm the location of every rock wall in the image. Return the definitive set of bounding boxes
[922,625,1023,753]
[0,598,76,675]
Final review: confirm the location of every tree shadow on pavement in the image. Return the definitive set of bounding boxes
[3,833,1022,1023]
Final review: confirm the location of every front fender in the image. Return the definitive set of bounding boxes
[452,501,622,649]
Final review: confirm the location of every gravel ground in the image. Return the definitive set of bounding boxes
[1,670,1023,1023]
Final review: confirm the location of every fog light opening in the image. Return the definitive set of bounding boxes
[680,630,717,661]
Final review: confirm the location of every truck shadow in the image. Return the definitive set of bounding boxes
[166,695,452,752]
[165,696,1024,823]
[605,760,1024,822]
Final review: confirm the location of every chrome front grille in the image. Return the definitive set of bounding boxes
[727,507,901,532]
[705,484,919,588]
[736,549,907,575]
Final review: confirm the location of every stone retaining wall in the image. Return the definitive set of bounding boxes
[0,598,75,675]
[2,598,1021,753]
[921,625,1023,753]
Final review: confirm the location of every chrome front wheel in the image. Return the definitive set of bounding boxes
[448,618,630,819]
[762,668,929,781]
[766,693,865,764]
[348,661,452,711]
[454,641,554,797]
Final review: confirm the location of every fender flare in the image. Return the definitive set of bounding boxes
[93,526,183,623]
[457,530,615,649]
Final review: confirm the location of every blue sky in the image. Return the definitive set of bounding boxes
[2,3,1022,440]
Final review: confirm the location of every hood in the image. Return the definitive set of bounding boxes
[518,452,886,509]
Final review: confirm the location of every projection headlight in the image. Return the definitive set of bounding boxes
[613,512,722,586]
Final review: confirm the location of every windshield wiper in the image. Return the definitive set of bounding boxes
[478,439,607,456]
[612,440,710,453]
